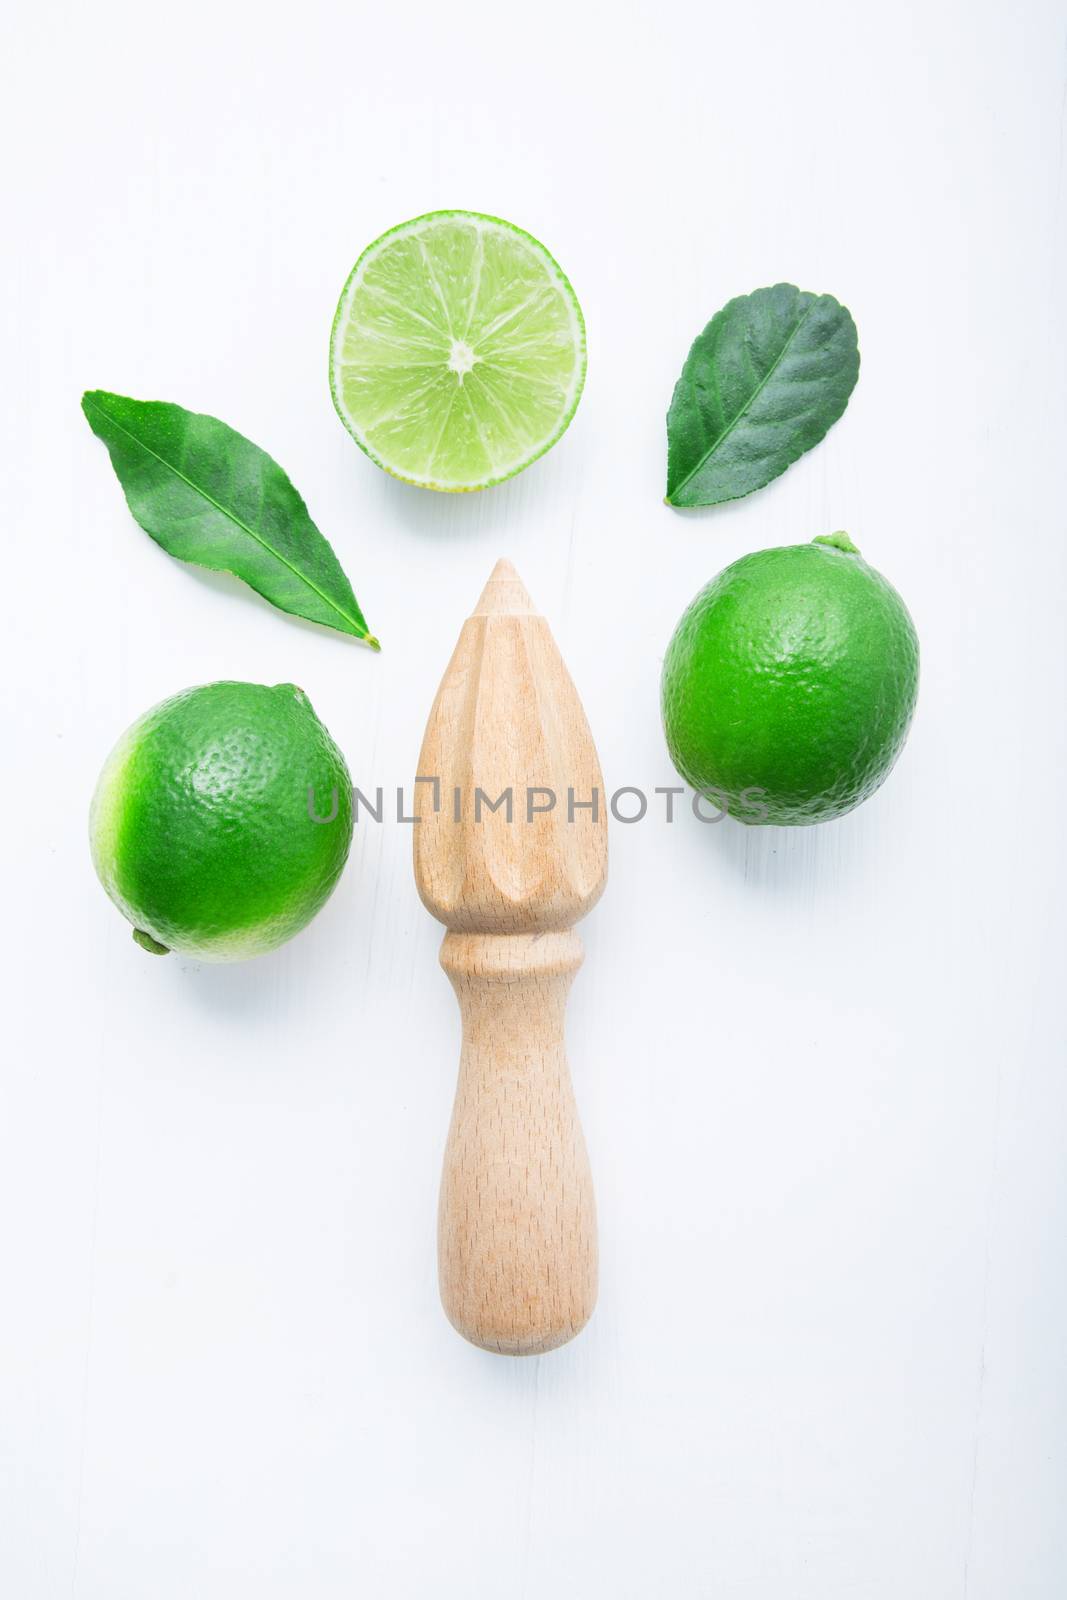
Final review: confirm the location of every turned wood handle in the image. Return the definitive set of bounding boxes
[437,930,597,1355]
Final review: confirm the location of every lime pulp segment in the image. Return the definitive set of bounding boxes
[329,212,586,492]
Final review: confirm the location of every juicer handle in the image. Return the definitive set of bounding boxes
[437,929,598,1355]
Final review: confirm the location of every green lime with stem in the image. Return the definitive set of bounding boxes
[90,681,353,959]
[661,534,919,826]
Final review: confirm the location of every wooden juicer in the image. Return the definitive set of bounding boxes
[414,559,607,1355]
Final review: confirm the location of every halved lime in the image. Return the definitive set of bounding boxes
[329,211,586,492]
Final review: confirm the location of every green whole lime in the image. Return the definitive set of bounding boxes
[90,681,354,959]
[661,534,919,826]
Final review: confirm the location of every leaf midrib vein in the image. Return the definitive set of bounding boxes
[671,300,815,500]
[86,398,363,634]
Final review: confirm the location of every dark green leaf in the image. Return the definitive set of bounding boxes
[666,284,859,509]
[82,391,379,647]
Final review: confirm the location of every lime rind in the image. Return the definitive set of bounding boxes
[329,211,587,493]
[661,543,919,827]
[90,683,354,962]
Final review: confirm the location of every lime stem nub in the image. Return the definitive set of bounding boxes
[813,531,860,555]
[132,928,170,955]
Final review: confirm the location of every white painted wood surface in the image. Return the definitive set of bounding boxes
[2,1,1065,1594]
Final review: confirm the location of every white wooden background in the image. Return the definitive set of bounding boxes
[3,2,1065,1595]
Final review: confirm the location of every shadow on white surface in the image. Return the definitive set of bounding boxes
[175,563,383,656]
[668,800,871,896]
[343,428,581,545]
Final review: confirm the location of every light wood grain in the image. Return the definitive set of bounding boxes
[415,560,607,1353]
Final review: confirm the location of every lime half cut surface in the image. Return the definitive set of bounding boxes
[329,211,586,492]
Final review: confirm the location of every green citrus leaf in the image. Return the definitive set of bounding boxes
[665,284,860,509]
[82,391,379,648]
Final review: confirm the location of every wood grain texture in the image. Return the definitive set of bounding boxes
[438,931,595,1354]
[415,561,607,1353]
